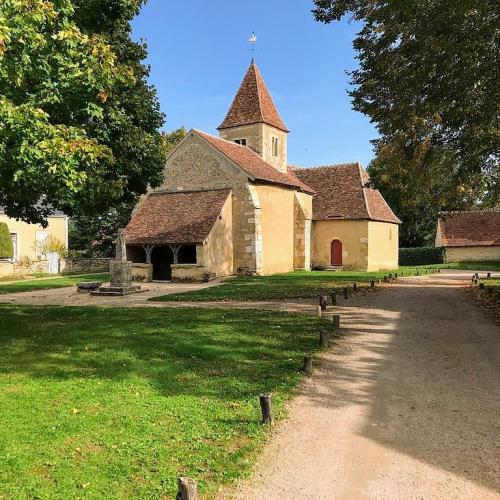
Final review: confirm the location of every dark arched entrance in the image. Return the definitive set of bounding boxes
[151,246,174,281]
[331,239,343,267]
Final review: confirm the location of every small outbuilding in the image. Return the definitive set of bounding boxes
[435,210,500,262]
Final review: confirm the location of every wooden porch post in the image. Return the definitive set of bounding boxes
[168,244,182,264]
[143,245,155,264]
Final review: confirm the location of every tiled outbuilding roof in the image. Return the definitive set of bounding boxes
[437,211,500,247]
[195,130,314,194]
[291,163,401,224]
[125,189,231,246]
[217,61,289,132]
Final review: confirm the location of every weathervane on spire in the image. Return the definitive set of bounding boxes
[249,32,257,60]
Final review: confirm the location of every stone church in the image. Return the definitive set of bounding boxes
[125,61,400,281]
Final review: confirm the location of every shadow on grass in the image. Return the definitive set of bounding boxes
[0,305,331,400]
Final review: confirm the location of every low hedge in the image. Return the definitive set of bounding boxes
[399,247,444,266]
[0,222,13,259]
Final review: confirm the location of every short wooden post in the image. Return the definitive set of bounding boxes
[177,477,198,500]
[331,291,337,305]
[343,287,349,299]
[438,268,441,273]
[259,394,274,425]
[383,276,388,283]
[479,283,485,290]
[303,355,313,375]
[388,273,393,280]
[475,273,479,279]
[332,314,340,328]
[319,295,328,311]
[370,280,375,288]
[353,283,357,293]
[395,273,398,279]
[316,305,322,318]
[320,330,329,348]
[487,272,491,279]
[416,270,420,276]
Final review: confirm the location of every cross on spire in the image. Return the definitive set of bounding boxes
[249,32,257,60]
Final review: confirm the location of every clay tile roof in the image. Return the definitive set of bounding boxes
[437,211,500,247]
[217,61,289,132]
[195,130,314,194]
[125,189,231,246]
[291,163,401,224]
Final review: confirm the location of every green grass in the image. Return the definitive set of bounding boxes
[152,263,500,303]
[444,261,500,271]
[0,273,109,295]
[0,305,329,498]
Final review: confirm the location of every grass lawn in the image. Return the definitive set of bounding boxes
[0,273,109,295]
[0,305,328,498]
[151,263,500,303]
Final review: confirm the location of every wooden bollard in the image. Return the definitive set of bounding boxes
[316,305,322,318]
[475,273,479,279]
[259,394,274,425]
[320,330,329,348]
[487,272,491,279]
[303,355,313,375]
[438,268,441,273]
[331,291,337,305]
[370,280,375,288]
[389,273,393,280]
[177,477,198,500]
[479,283,485,290]
[395,273,398,279]
[332,314,340,328]
[353,283,357,293]
[343,287,349,299]
[383,276,388,283]
[319,295,328,311]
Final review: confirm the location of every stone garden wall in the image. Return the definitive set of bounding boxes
[61,258,110,275]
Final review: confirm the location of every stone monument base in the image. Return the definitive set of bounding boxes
[91,285,146,297]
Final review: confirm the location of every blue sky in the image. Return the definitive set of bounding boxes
[132,0,377,167]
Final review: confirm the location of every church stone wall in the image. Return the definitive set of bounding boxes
[158,133,260,274]
[294,192,313,270]
[254,184,295,275]
[219,124,288,173]
[312,220,369,270]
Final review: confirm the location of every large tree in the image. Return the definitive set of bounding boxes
[0,0,165,225]
[313,0,499,245]
[69,127,187,257]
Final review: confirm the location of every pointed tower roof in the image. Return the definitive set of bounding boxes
[218,61,289,132]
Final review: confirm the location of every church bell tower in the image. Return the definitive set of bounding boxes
[218,61,289,173]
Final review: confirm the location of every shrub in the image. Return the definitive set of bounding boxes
[37,235,68,259]
[399,247,444,266]
[0,222,13,259]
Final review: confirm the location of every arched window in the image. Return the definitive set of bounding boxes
[272,137,279,157]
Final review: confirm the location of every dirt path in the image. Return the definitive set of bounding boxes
[229,275,500,499]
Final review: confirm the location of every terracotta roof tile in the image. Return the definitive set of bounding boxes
[218,61,289,132]
[125,189,231,245]
[291,163,401,224]
[438,211,500,247]
[195,130,314,194]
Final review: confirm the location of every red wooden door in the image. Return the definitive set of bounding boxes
[331,240,342,266]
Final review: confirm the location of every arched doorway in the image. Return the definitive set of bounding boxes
[151,246,174,281]
[330,239,342,267]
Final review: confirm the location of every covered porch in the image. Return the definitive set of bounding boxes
[124,189,233,283]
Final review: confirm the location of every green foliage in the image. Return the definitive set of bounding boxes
[162,126,187,154]
[313,0,499,246]
[0,222,13,259]
[0,0,165,225]
[37,235,68,259]
[69,128,188,257]
[0,273,108,294]
[0,305,326,497]
[399,247,444,266]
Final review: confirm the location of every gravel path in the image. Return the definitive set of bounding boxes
[229,274,500,499]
